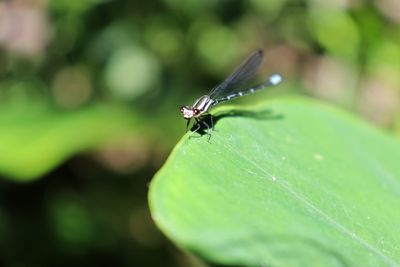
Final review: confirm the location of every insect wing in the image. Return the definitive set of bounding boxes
[209,49,264,99]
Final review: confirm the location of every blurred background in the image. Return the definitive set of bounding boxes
[0,0,399,266]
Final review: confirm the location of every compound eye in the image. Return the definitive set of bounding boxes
[179,106,185,113]
[194,109,200,115]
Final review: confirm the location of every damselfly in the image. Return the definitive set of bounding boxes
[180,49,282,134]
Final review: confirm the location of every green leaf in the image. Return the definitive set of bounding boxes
[149,97,400,267]
[0,104,138,181]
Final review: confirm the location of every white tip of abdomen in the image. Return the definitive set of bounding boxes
[269,74,282,85]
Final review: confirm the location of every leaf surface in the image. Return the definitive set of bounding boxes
[149,97,400,267]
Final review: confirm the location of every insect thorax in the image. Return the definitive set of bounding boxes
[192,95,213,115]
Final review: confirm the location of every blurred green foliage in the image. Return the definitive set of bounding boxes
[0,0,399,266]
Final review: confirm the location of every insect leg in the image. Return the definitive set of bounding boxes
[186,119,191,132]
[189,118,201,139]
[201,119,212,142]
[203,112,214,131]
[209,114,214,131]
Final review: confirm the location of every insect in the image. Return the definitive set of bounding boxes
[180,49,282,135]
